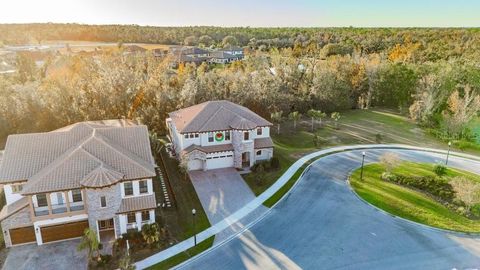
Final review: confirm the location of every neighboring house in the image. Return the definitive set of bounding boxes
[0,120,157,247]
[219,46,244,57]
[166,100,274,171]
[208,51,241,64]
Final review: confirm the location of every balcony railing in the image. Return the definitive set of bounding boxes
[34,206,49,217]
[32,195,85,218]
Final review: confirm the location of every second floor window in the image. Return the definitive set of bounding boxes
[11,184,23,194]
[72,189,82,202]
[37,194,48,207]
[244,132,249,141]
[124,182,133,196]
[208,132,214,142]
[257,128,262,136]
[225,131,231,140]
[100,196,106,208]
[139,180,148,194]
[127,212,136,223]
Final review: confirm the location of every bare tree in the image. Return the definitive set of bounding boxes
[442,85,480,138]
[380,152,401,173]
[450,176,480,212]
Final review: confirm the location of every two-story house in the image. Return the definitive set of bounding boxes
[0,120,157,247]
[166,100,274,171]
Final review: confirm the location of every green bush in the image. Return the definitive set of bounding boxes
[471,203,480,218]
[383,173,455,201]
[433,164,447,177]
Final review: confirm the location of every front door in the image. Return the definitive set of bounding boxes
[98,218,114,231]
[242,152,250,168]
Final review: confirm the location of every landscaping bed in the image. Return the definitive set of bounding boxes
[350,161,480,233]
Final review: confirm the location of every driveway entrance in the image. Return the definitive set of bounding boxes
[189,168,267,243]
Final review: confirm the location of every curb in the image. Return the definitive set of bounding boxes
[137,144,480,269]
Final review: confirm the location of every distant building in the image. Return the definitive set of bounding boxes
[167,46,244,67]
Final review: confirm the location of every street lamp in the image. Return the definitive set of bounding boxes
[360,151,366,181]
[192,208,197,246]
[445,141,452,165]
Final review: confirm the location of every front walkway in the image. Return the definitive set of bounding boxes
[189,168,268,243]
[3,238,87,270]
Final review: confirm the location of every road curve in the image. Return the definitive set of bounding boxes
[179,149,480,270]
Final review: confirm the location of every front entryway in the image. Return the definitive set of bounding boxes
[241,152,250,168]
[98,218,115,254]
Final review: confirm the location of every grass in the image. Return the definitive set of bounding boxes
[350,162,480,233]
[157,147,210,241]
[148,236,215,270]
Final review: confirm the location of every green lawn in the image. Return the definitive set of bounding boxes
[244,108,478,197]
[350,162,480,233]
[470,118,480,144]
[148,236,214,270]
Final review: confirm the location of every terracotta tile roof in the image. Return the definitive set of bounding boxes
[254,137,274,149]
[80,165,124,188]
[182,144,234,155]
[117,194,157,213]
[0,197,29,221]
[0,120,156,194]
[169,100,272,133]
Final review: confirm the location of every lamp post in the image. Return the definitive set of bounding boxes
[192,208,197,246]
[360,151,366,181]
[446,141,452,165]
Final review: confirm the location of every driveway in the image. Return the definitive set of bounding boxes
[189,168,268,243]
[180,149,480,269]
[3,238,87,270]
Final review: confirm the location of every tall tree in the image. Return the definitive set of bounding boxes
[271,111,283,135]
[289,111,302,130]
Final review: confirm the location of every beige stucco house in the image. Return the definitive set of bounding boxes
[0,120,157,247]
[166,100,274,171]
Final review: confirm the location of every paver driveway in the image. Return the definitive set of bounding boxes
[189,168,268,243]
[3,238,87,270]
[180,149,480,269]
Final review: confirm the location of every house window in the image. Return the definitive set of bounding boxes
[184,134,188,139]
[225,131,231,140]
[189,134,194,139]
[141,210,150,222]
[139,180,148,194]
[72,189,82,202]
[11,184,23,194]
[124,182,133,196]
[127,212,136,224]
[208,132,214,142]
[100,196,106,208]
[36,194,48,207]
[244,132,249,141]
[194,134,199,138]
[256,150,262,156]
[257,128,262,136]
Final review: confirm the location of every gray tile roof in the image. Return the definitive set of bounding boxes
[117,194,157,213]
[0,120,156,194]
[182,144,234,155]
[0,197,29,221]
[254,137,274,149]
[209,51,237,59]
[169,100,272,133]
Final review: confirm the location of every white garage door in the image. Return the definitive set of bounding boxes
[206,155,234,170]
[188,159,204,171]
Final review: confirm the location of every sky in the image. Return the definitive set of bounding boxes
[1,0,479,27]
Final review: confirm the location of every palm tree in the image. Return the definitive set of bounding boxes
[331,112,341,129]
[307,109,327,131]
[141,223,161,245]
[77,228,100,262]
[289,111,302,130]
[270,111,283,135]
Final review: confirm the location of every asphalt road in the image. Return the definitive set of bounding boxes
[179,149,480,270]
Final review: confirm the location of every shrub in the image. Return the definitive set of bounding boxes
[471,203,480,218]
[142,223,161,246]
[270,157,280,169]
[384,173,455,202]
[433,164,447,177]
[375,133,383,143]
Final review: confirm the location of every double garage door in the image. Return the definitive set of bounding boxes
[41,220,89,243]
[9,220,88,245]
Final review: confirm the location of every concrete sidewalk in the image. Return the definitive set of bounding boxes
[135,144,480,269]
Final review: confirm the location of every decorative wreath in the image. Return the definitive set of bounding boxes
[215,132,224,141]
